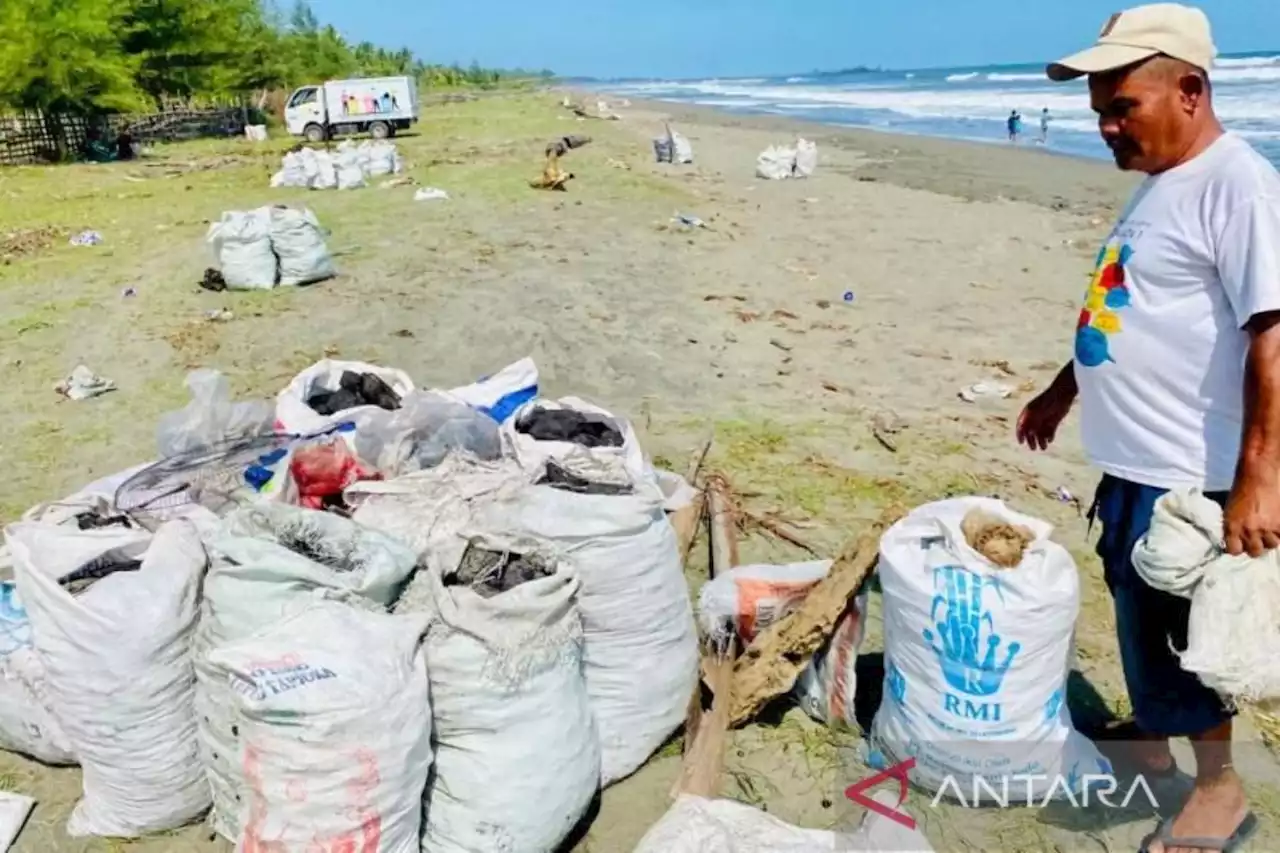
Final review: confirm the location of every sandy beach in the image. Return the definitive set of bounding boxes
[2,90,1278,852]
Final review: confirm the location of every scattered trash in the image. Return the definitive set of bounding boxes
[379,176,415,189]
[672,213,706,230]
[842,290,855,305]
[69,231,103,247]
[200,269,226,292]
[531,158,573,191]
[1055,485,1075,504]
[203,308,233,323]
[243,125,268,142]
[156,369,273,457]
[545,135,591,158]
[120,287,137,298]
[756,138,818,180]
[871,409,905,452]
[55,365,116,401]
[413,187,450,202]
[959,381,1013,402]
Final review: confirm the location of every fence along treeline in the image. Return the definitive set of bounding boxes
[0,0,549,155]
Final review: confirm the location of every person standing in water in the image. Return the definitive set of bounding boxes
[1040,107,1051,143]
[1008,110,1022,142]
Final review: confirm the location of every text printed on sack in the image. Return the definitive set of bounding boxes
[229,653,338,701]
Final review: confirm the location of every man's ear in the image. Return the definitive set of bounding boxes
[1179,72,1207,115]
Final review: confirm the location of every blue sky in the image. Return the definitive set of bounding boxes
[305,0,1273,79]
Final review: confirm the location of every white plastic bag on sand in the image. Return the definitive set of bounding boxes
[268,206,336,286]
[0,580,76,765]
[348,455,533,560]
[405,532,600,853]
[794,138,818,177]
[8,520,209,837]
[208,602,431,853]
[1133,488,1280,702]
[871,497,1109,800]
[197,504,417,841]
[156,369,274,458]
[485,480,698,785]
[672,130,694,164]
[207,208,277,290]
[697,560,869,727]
[275,359,415,436]
[444,356,539,423]
[354,391,503,475]
[756,145,796,180]
[270,152,309,188]
[634,790,934,853]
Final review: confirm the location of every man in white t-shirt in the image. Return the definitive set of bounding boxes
[1019,5,1280,852]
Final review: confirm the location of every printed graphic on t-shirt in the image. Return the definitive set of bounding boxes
[1076,241,1134,367]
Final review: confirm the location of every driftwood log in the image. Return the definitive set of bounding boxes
[728,507,903,727]
[672,475,738,798]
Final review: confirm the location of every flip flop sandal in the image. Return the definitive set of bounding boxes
[1138,810,1260,852]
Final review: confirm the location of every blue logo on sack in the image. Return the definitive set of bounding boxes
[924,566,1020,721]
[0,583,31,656]
[886,660,907,706]
[1045,688,1064,721]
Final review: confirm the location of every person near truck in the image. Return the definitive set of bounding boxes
[1019,5,1280,852]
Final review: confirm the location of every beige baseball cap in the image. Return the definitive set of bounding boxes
[1046,3,1217,81]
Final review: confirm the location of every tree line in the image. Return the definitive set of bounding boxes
[0,0,552,117]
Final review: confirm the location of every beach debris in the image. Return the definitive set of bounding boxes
[244,125,268,142]
[69,230,103,247]
[545,135,591,158]
[841,290,855,306]
[673,474,739,799]
[871,409,906,452]
[672,213,706,230]
[961,507,1035,568]
[654,123,694,164]
[55,365,116,401]
[121,287,137,298]
[755,138,818,180]
[200,268,227,292]
[2,226,63,263]
[769,339,792,353]
[204,308,234,323]
[729,507,902,726]
[414,187,450,202]
[379,176,416,189]
[959,381,1013,403]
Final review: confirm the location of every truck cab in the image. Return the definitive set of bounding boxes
[285,87,326,142]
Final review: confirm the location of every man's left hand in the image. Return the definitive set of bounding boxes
[1224,467,1280,557]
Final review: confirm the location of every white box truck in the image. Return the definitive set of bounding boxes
[285,76,419,143]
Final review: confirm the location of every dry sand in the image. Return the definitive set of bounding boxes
[1,91,1278,851]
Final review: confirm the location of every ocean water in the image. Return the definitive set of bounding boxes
[596,52,1280,166]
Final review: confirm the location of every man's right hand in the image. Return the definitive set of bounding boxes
[1016,363,1077,451]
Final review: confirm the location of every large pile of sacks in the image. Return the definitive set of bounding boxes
[0,356,699,850]
[270,139,403,191]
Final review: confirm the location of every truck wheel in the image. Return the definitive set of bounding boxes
[369,121,391,140]
[304,123,327,144]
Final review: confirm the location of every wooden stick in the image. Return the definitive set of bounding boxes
[669,434,713,562]
[739,509,822,557]
[673,474,739,799]
[728,507,903,727]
